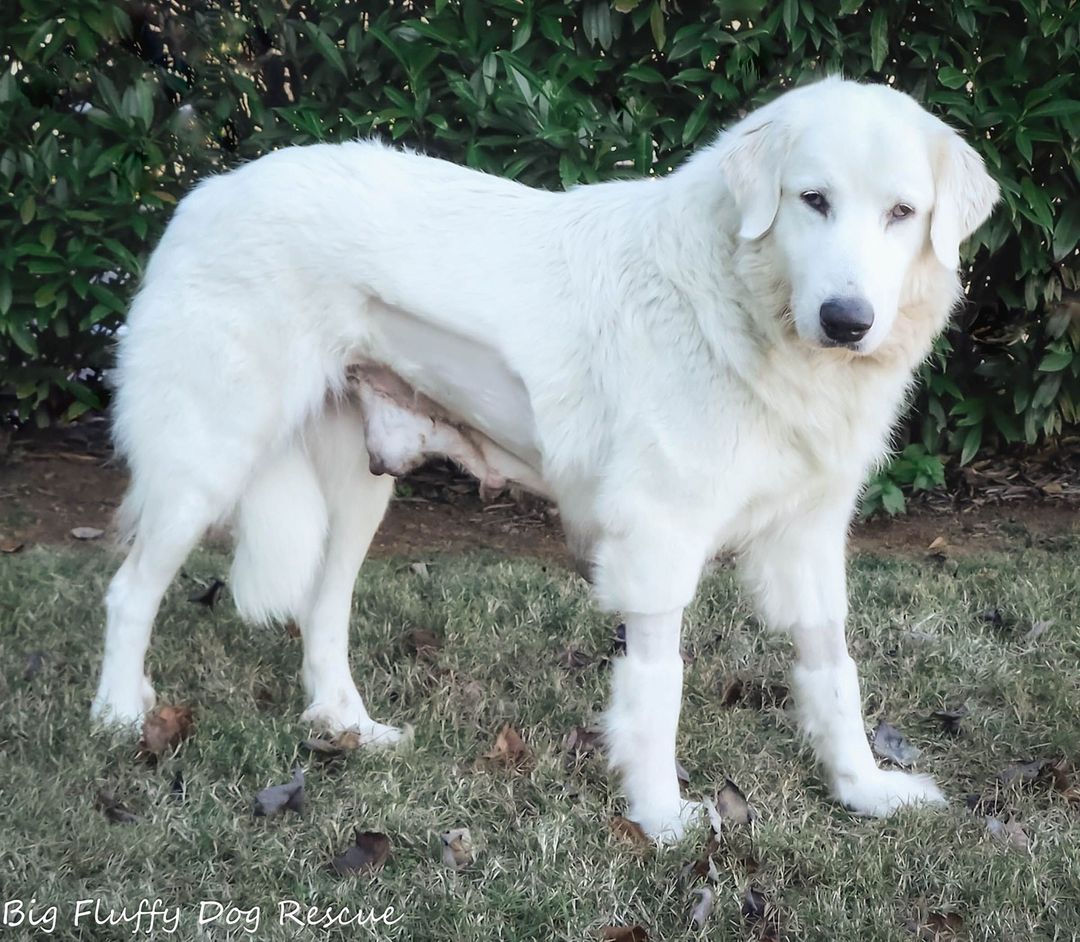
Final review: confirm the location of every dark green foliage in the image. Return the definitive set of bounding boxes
[1,0,1078,502]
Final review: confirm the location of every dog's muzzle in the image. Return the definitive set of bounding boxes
[820,297,874,346]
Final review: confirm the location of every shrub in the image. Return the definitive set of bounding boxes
[1,0,1077,506]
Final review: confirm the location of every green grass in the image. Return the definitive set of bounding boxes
[2,538,1079,941]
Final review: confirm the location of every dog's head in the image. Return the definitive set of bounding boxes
[719,78,998,356]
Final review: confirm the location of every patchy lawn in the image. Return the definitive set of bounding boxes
[1,538,1079,941]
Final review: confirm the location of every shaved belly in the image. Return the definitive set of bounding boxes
[350,303,547,498]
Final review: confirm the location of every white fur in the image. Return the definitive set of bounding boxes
[91,78,997,841]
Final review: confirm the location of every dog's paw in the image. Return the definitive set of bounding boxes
[631,799,704,844]
[301,702,410,749]
[836,769,946,817]
[90,675,156,730]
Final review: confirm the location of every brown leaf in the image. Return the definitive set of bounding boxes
[564,725,603,767]
[253,767,304,817]
[710,778,754,826]
[403,628,442,660]
[599,926,648,941]
[998,758,1046,787]
[609,815,650,847]
[23,651,44,680]
[139,705,194,757]
[557,646,594,670]
[188,578,226,609]
[96,788,138,825]
[719,675,790,710]
[1,540,25,554]
[985,815,1030,851]
[70,526,104,540]
[930,705,968,735]
[872,721,922,767]
[440,827,474,869]
[332,829,390,877]
[741,886,781,941]
[689,887,714,928]
[906,911,965,941]
[481,724,533,770]
[302,730,363,759]
[284,620,301,640]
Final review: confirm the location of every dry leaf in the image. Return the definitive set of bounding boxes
[710,778,753,826]
[189,578,226,609]
[481,724,533,770]
[872,721,922,767]
[23,651,44,680]
[440,827,474,869]
[332,829,390,877]
[927,536,947,551]
[985,815,1030,851]
[689,887,714,928]
[998,758,1046,787]
[284,620,301,639]
[557,646,594,670]
[96,788,138,825]
[599,926,648,941]
[139,705,194,757]
[719,675,790,710]
[1024,619,1053,643]
[409,561,430,578]
[741,885,767,921]
[930,706,968,735]
[253,767,304,817]
[404,628,441,660]
[564,725,603,767]
[906,910,965,941]
[70,526,104,540]
[609,816,650,847]
[1,540,25,554]
[303,730,363,759]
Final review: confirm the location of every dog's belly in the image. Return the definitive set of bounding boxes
[351,303,547,497]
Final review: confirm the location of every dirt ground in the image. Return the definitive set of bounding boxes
[2,420,1077,562]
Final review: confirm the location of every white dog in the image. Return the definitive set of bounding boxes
[92,77,998,841]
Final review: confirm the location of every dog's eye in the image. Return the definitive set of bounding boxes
[890,202,914,221]
[800,190,829,215]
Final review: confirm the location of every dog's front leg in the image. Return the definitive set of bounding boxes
[743,506,946,816]
[605,609,699,841]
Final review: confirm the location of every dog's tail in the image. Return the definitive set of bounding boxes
[230,441,328,625]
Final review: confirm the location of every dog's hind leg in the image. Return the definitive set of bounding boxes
[295,403,401,745]
[91,490,220,727]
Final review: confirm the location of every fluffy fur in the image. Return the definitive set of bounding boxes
[92,77,998,841]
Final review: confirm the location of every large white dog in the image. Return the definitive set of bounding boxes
[92,77,998,840]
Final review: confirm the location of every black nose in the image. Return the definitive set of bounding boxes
[819,297,874,345]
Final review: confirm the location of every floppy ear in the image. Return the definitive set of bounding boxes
[719,119,788,240]
[930,131,999,269]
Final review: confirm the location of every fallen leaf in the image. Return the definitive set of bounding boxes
[253,767,304,817]
[610,815,650,847]
[403,628,441,660]
[188,578,226,609]
[284,620,301,639]
[440,827,473,869]
[23,651,44,680]
[718,675,790,710]
[906,910,965,940]
[709,778,754,826]
[302,730,363,758]
[930,705,968,735]
[688,887,714,928]
[741,885,767,921]
[1,540,25,554]
[611,622,627,656]
[675,759,690,785]
[332,829,390,877]
[481,724,533,770]
[985,815,1030,851]
[1023,619,1053,643]
[599,926,648,941]
[965,793,1008,816]
[139,705,194,757]
[96,788,138,824]
[998,758,1046,787]
[557,646,594,670]
[564,725,603,766]
[926,536,947,552]
[70,526,104,540]
[872,721,922,768]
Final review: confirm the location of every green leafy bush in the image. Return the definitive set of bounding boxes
[2,0,1078,505]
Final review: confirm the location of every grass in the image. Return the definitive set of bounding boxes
[1,535,1079,941]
